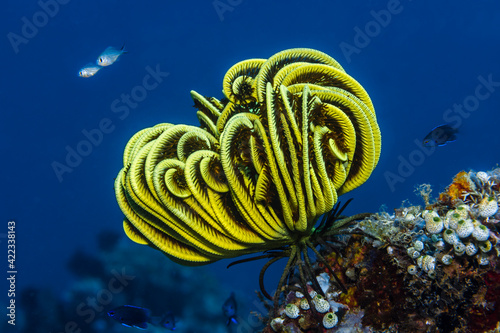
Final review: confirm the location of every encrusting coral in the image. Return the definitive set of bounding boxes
[262,168,500,332]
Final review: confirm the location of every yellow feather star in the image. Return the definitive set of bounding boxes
[114,48,381,273]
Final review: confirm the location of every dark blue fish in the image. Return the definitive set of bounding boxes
[423,124,458,147]
[108,305,151,330]
[222,292,238,325]
[108,305,177,331]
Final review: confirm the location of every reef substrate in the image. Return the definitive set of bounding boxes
[263,168,500,333]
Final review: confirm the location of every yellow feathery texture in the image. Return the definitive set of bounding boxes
[114,48,381,265]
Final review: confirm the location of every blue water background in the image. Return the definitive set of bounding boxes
[1,0,500,329]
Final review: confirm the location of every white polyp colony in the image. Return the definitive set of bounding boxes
[476,171,490,183]
[440,254,453,265]
[443,229,459,245]
[446,212,461,230]
[423,210,438,222]
[300,298,310,310]
[456,219,474,238]
[465,242,477,256]
[413,240,424,252]
[455,204,470,219]
[312,295,331,313]
[479,240,492,253]
[472,224,490,241]
[270,317,284,332]
[407,265,418,275]
[322,312,339,329]
[284,304,300,319]
[404,213,415,222]
[478,197,498,218]
[454,242,466,256]
[426,216,444,234]
[421,255,436,272]
[434,240,445,251]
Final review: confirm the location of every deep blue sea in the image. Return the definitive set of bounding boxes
[1,0,500,332]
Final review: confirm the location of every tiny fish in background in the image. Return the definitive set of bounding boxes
[108,305,151,330]
[97,45,126,66]
[108,305,177,331]
[423,124,459,147]
[222,292,238,325]
[78,63,102,77]
[157,311,176,330]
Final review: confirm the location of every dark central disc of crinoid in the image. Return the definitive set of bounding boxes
[228,199,373,316]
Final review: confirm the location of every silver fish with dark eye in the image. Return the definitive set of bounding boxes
[97,45,126,66]
[78,63,101,77]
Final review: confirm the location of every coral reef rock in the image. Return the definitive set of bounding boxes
[262,168,500,332]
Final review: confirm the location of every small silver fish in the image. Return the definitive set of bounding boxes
[78,63,102,77]
[97,45,126,66]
